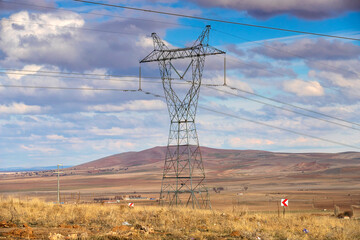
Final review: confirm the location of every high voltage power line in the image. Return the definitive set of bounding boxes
[3,83,357,150]
[73,0,360,41]
[215,54,350,95]
[212,29,360,80]
[1,18,142,37]
[220,85,360,128]
[0,84,138,92]
[199,106,360,150]
[139,90,360,150]
[0,68,159,79]
[1,82,359,150]
[205,86,360,131]
[1,2,359,150]
[0,0,193,29]
[1,20,355,87]
[1,1,357,80]
[2,68,359,130]
[0,72,161,84]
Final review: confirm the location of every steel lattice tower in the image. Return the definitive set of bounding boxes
[140,25,225,208]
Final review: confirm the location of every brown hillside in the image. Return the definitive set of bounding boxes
[71,146,360,175]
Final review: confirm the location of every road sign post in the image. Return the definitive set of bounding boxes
[281,199,288,207]
[281,199,288,217]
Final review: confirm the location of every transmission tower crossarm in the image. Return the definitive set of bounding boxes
[140,45,224,63]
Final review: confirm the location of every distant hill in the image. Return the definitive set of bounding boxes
[0,166,73,172]
[1,147,359,194]
[71,146,360,176]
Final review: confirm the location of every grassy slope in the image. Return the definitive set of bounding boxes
[0,198,359,239]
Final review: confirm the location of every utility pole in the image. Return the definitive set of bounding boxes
[140,25,225,209]
[54,164,63,204]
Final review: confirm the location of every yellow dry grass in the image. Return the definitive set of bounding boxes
[0,197,359,239]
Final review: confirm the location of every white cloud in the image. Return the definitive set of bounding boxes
[189,0,360,19]
[309,70,360,98]
[228,137,275,148]
[6,64,43,80]
[21,145,57,153]
[90,139,136,151]
[136,35,155,49]
[88,99,166,112]
[0,102,49,114]
[252,38,360,60]
[0,11,84,63]
[89,127,164,138]
[283,79,324,97]
[46,134,67,141]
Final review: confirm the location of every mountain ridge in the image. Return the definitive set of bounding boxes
[70,146,360,175]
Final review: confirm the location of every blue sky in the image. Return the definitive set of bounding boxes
[0,0,359,168]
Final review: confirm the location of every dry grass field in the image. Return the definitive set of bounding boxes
[0,197,359,240]
[1,147,359,239]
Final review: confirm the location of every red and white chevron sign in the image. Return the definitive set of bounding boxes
[128,203,134,207]
[281,199,288,207]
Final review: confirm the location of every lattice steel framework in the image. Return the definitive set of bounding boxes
[140,25,225,208]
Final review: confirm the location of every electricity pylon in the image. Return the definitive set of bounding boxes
[140,25,225,208]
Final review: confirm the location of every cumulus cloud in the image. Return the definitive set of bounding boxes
[283,79,324,97]
[0,102,49,114]
[310,70,360,99]
[188,0,360,19]
[0,0,55,13]
[226,44,245,57]
[251,38,360,60]
[46,134,67,141]
[20,144,57,153]
[307,59,360,78]
[202,74,253,92]
[89,127,163,137]
[88,99,166,112]
[305,59,360,100]
[6,64,43,80]
[228,137,275,148]
[0,10,170,72]
[0,11,85,67]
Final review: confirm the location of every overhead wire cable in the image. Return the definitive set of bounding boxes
[3,1,357,80]
[2,68,359,129]
[0,68,160,79]
[213,28,360,79]
[216,54,343,93]
[1,18,145,37]
[0,0,198,29]
[139,89,360,150]
[1,83,358,149]
[0,69,188,83]
[2,0,357,81]
[213,53,359,126]
[2,1,358,91]
[204,85,360,131]
[1,2,357,87]
[0,84,138,92]
[220,84,360,128]
[0,72,163,84]
[1,71,191,85]
[199,106,360,150]
[73,0,360,41]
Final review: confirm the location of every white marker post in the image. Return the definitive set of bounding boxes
[281,199,288,217]
[281,199,288,207]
